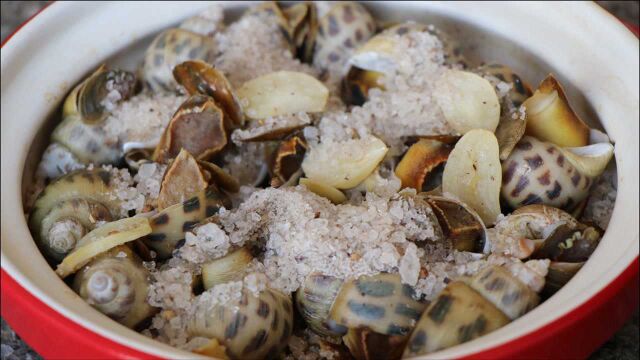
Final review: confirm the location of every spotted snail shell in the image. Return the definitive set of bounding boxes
[314,1,376,74]
[51,66,137,166]
[187,288,294,359]
[144,186,230,259]
[501,136,613,211]
[404,265,538,357]
[141,28,218,93]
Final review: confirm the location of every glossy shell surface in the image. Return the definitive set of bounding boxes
[502,136,591,210]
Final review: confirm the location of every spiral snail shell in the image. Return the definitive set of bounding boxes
[187,288,294,359]
[51,65,137,166]
[73,245,156,328]
[29,169,128,263]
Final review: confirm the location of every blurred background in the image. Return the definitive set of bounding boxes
[1,1,638,360]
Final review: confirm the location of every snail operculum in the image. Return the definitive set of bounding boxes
[395,138,452,192]
[73,245,156,328]
[152,94,228,163]
[173,60,245,128]
[422,195,488,253]
[270,134,308,187]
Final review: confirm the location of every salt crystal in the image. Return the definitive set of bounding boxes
[399,243,420,286]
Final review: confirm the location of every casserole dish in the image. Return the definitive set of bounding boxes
[1,2,638,359]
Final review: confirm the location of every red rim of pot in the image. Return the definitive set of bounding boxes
[1,3,638,359]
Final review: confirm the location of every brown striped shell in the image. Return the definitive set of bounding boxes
[73,245,156,329]
[501,136,591,211]
[422,195,488,253]
[313,1,376,73]
[530,222,602,263]
[404,281,510,356]
[295,272,345,339]
[144,186,230,259]
[395,139,451,192]
[52,66,137,165]
[523,74,590,148]
[29,169,126,263]
[141,28,218,93]
[270,134,308,187]
[187,288,294,359]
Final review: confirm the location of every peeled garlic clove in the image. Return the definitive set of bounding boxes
[145,186,230,259]
[501,136,596,211]
[153,95,228,163]
[395,139,451,191]
[434,70,501,135]
[404,281,510,357]
[302,136,388,189]
[188,288,293,359]
[173,60,244,128]
[56,217,152,278]
[202,248,254,290]
[299,178,347,204]
[141,28,218,93]
[157,149,209,210]
[530,223,601,263]
[558,142,614,179]
[327,273,428,337]
[295,272,345,339]
[423,195,488,253]
[442,129,502,225]
[73,245,156,328]
[237,71,329,120]
[463,266,539,320]
[523,74,590,147]
[341,66,385,106]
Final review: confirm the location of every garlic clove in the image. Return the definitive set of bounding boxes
[237,71,329,120]
[442,129,502,225]
[434,70,501,135]
[299,178,347,204]
[301,136,388,189]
